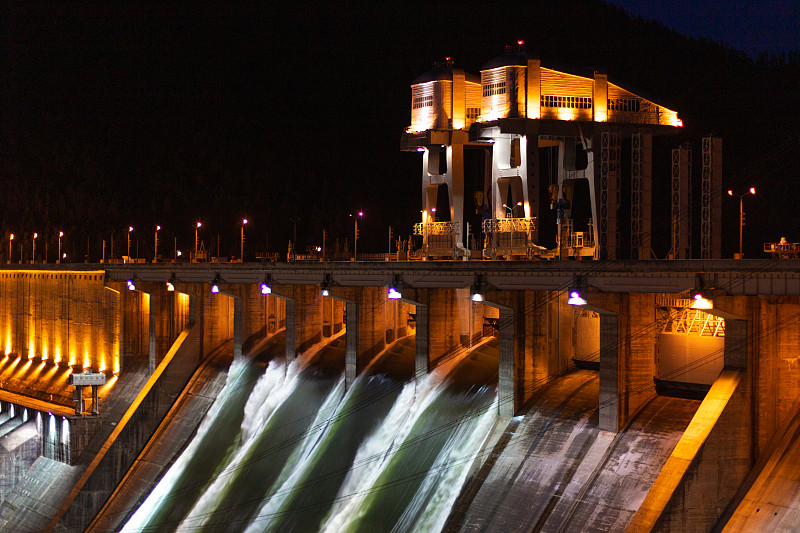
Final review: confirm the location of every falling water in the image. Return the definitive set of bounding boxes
[124,358,263,532]
[123,336,499,533]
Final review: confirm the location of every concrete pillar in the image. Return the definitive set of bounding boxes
[345,300,358,388]
[598,312,620,432]
[285,298,296,364]
[498,307,515,417]
[724,318,747,370]
[328,286,386,389]
[148,293,156,373]
[428,288,460,368]
[415,304,430,379]
[233,295,242,362]
[272,284,323,366]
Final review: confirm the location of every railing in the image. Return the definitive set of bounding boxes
[482,217,536,234]
[414,221,459,235]
[764,241,800,258]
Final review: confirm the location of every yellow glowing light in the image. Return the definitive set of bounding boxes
[100,375,118,393]
[69,351,76,367]
[113,355,120,375]
[17,359,32,377]
[42,344,48,361]
[54,347,61,364]
[28,340,35,359]
[83,351,91,369]
[4,334,10,356]
[31,361,46,379]
[557,108,578,121]
[43,364,59,381]
[482,109,501,122]
[691,295,714,310]
[595,110,607,122]
[99,356,106,373]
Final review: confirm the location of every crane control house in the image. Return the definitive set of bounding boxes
[401,43,714,260]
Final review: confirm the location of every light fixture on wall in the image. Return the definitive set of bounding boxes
[261,274,272,295]
[470,274,485,302]
[211,275,221,294]
[567,277,587,306]
[388,275,402,300]
[321,274,332,297]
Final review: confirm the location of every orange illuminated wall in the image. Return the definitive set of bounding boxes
[0,271,119,373]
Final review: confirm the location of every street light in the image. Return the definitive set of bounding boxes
[8,234,13,264]
[127,226,134,262]
[57,231,63,264]
[503,201,522,217]
[154,225,160,262]
[32,232,37,263]
[241,218,248,262]
[352,211,363,261]
[728,187,755,259]
[195,222,202,262]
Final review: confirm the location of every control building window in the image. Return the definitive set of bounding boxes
[482,81,507,97]
[541,95,592,109]
[466,108,480,120]
[608,98,641,112]
[413,95,434,109]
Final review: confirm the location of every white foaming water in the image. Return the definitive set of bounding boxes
[392,395,498,533]
[242,376,346,533]
[319,373,445,532]
[122,358,250,532]
[242,374,366,533]
[178,359,302,531]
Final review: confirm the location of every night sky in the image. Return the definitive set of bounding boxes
[2,1,798,260]
[606,0,799,56]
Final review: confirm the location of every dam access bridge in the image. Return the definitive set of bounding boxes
[0,259,797,532]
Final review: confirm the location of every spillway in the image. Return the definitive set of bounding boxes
[122,335,499,532]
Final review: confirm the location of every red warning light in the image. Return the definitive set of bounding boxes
[518,40,525,46]
[445,56,451,61]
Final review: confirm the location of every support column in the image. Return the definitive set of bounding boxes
[597,129,621,259]
[671,144,692,259]
[724,318,747,369]
[329,286,386,389]
[272,284,323,367]
[414,304,429,380]
[148,293,156,373]
[702,136,723,259]
[449,143,465,249]
[598,312,620,432]
[284,298,296,364]
[631,130,652,259]
[233,295,242,362]
[498,307,515,417]
[345,300,358,388]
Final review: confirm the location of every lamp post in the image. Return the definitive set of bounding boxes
[154,225,160,262]
[32,233,37,263]
[194,221,202,262]
[241,218,248,262]
[503,201,522,218]
[127,226,133,262]
[8,234,13,264]
[352,211,363,261]
[57,231,63,264]
[728,187,755,259]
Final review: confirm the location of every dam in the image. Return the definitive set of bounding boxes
[0,260,796,531]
